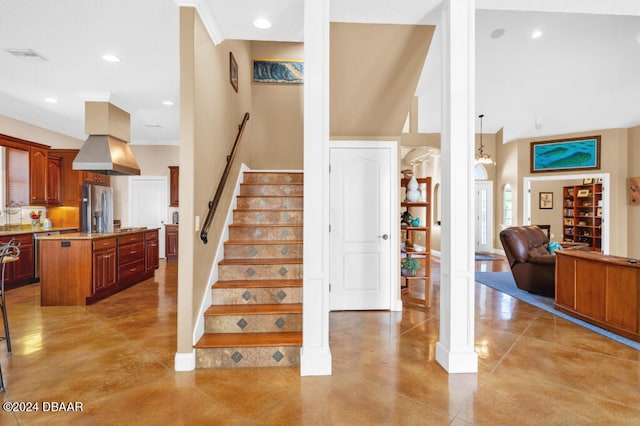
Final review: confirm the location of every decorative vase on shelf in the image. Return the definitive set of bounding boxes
[406,176,420,202]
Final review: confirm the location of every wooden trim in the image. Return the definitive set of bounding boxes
[0,133,51,150]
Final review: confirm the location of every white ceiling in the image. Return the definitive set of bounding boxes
[0,1,639,146]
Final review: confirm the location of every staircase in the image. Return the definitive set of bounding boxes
[194,171,303,368]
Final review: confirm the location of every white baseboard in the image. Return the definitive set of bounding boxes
[300,347,332,376]
[174,351,196,371]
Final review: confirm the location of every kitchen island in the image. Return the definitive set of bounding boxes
[38,228,159,306]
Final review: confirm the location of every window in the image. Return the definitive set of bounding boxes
[503,184,512,226]
[474,163,488,180]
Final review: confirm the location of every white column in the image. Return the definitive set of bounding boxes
[436,0,478,373]
[300,0,332,376]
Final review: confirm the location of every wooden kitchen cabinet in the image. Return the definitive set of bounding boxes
[30,146,48,205]
[169,166,179,207]
[92,238,117,292]
[82,171,110,186]
[117,233,145,287]
[144,229,159,273]
[165,224,178,261]
[46,155,62,205]
[49,149,82,206]
[0,233,36,288]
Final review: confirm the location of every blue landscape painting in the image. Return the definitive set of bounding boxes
[532,138,599,172]
[253,59,304,84]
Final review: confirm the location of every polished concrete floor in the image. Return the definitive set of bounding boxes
[1,257,639,425]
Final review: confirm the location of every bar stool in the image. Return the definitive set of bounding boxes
[0,239,19,393]
[0,240,20,355]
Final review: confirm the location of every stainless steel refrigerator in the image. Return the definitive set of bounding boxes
[81,184,114,233]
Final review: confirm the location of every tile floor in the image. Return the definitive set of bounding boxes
[0,257,639,425]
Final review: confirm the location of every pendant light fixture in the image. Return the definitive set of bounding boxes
[476,114,493,165]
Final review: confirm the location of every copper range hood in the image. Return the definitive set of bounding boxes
[72,102,141,176]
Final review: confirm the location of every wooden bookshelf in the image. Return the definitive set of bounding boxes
[400,177,431,307]
[562,182,603,251]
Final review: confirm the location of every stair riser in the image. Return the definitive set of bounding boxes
[196,346,300,368]
[223,244,302,259]
[236,197,303,210]
[205,313,301,333]
[212,287,302,305]
[243,173,303,185]
[218,264,302,281]
[240,184,303,196]
[228,226,302,241]
[233,210,303,225]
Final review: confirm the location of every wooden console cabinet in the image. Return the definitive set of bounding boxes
[556,250,640,342]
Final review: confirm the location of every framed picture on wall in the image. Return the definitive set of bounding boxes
[230,52,238,93]
[530,136,601,173]
[539,192,553,209]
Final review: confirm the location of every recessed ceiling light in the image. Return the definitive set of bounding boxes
[44,97,58,103]
[490,28,505,39]
[162,100,174,106]
[253,18,271,29]
[531,30,543,39]
[102,54,121,62]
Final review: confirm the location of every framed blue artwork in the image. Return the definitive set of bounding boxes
[530,136,601,173]
[253,59,304,84]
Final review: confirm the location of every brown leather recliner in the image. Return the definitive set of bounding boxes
[499,225,557,296]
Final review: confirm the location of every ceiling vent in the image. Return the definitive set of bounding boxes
[3,48,47,61]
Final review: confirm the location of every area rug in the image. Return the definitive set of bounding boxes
[474,253,504,261]
[475,271,640,351]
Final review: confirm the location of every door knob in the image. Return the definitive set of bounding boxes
[378,234,389,240]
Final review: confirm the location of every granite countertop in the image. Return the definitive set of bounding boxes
[0,226,78,237]
[36,227,157,240]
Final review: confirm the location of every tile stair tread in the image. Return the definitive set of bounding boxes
[214,279,302,289]
[195,332,302,348]
[205,303,302,316]
[224,240,303,246]
[219,258,302,265]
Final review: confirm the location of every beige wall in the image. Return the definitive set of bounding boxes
[178,9,307,353]
[330,23,434,138]
[0,114,84,149]
[248,42,303,169]
[509,128,629,256]
[529,178,582,241]
[0,114,180,230]
[110,145,179,226]
[178,8,253,353]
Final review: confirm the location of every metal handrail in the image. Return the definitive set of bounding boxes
[200,112,250,244]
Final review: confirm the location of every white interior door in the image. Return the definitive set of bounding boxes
[129,176,168,258]
[475,181,493,253]
[329,145,393,310]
